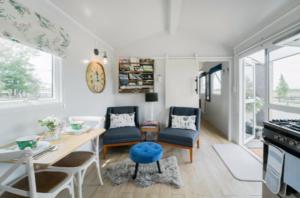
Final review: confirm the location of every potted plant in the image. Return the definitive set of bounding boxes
[38,116,61,140]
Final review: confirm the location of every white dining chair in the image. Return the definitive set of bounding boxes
[0,149,74,198]
[50,116,104,198]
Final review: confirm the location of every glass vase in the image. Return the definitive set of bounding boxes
[44,128,60,141]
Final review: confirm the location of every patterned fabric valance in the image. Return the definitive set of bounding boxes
[0,0,71,57]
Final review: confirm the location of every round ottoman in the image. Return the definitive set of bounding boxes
[129,142,163,179]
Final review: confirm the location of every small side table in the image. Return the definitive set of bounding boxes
[140,122,160,141]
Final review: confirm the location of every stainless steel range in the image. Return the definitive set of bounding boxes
[263,120,300,197]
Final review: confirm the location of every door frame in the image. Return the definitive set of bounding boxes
[196,56,233,141]
[242,57,257,144]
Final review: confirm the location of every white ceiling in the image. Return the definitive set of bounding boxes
[50,0,300,56]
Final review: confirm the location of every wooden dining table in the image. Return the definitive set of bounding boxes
[0,128,106,168]
[33,128,105,167]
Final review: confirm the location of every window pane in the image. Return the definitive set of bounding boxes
[269,109,300,120]
[269,46,300,107]
[0,37,54,102]
[244,59,255,100]
[245,103,255,139]
[212,71,221,94]
[200,77,205,94]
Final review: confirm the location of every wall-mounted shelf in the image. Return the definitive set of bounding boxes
[119,58,155,93]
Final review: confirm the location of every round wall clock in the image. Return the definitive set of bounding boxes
[86,61,106,93]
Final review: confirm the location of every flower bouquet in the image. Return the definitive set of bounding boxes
[38,116,61,140]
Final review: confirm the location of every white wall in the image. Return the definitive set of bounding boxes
[165,59,199,108]
[0,0,116,145]
[201,62,229,137]
[231,5,300,143]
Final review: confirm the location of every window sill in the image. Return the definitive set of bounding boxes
[0,99,64,111]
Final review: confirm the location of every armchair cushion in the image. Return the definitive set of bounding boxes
[110,113,135,128]
[171,115,197,130]
[103,127,141,144]
[105,106,139,129]
[159,128,199,147]
[168,106,200,130]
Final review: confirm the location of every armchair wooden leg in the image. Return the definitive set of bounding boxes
[103,145,108,159]
[189,148,193,163]
[197,139,200,149]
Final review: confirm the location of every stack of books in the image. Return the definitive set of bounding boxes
[142,121,159,128]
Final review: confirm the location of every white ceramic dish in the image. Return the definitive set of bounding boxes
[0,141,51,155]
[63,125,91,135]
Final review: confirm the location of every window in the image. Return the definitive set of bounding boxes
[269,109,300,120]
[0,37,60,106]
[200,75,206,94]
[212,70,221,95]
[269,46,300,108]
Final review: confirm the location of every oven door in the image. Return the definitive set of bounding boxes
[263,141,300,197]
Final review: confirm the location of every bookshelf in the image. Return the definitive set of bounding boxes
[119,58,155,93]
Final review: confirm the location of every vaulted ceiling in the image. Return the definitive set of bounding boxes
[50,0,300,56]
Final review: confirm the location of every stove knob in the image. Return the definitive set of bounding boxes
[279,137,284,142]
[297,144,300,150]
[274,135,279,140]
[289,141,295,146]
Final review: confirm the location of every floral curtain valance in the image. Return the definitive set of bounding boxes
[0,0,71,57]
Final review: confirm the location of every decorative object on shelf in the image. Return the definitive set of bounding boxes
[0,0,71,57]
[118,58,154,93]
[93,48,108,64]
[145,92,158,121]
[38,116,61,140]
[86,61,106,93]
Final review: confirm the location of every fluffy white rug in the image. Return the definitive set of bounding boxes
[103,156,183,188]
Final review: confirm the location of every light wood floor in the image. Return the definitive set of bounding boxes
[58,122,262,198]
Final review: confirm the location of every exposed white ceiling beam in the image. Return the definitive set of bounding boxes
[168,0,183,35]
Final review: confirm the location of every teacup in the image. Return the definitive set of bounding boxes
[16,136,38,150]
[70,121,84,130]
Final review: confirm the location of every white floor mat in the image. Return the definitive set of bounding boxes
[213,144,263,182]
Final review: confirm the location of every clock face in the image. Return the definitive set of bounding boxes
[86,61,106,93]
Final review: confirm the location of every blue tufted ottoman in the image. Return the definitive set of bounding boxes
[129,142,163,179]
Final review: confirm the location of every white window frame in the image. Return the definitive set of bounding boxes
[0,56,63,110]
[211,70,222,95]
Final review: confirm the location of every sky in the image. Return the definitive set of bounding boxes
[249,46,300,90]
[271,47,300,90]
[29,51,53,89]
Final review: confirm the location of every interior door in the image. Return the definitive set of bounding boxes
[165,58,199,108]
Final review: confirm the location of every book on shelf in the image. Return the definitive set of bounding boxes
[142,65,153,72]
[142,120,159,126]
[119,57,154,93]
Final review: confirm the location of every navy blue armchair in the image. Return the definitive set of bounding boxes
[102,106,141,158]
[158,106,200,162]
